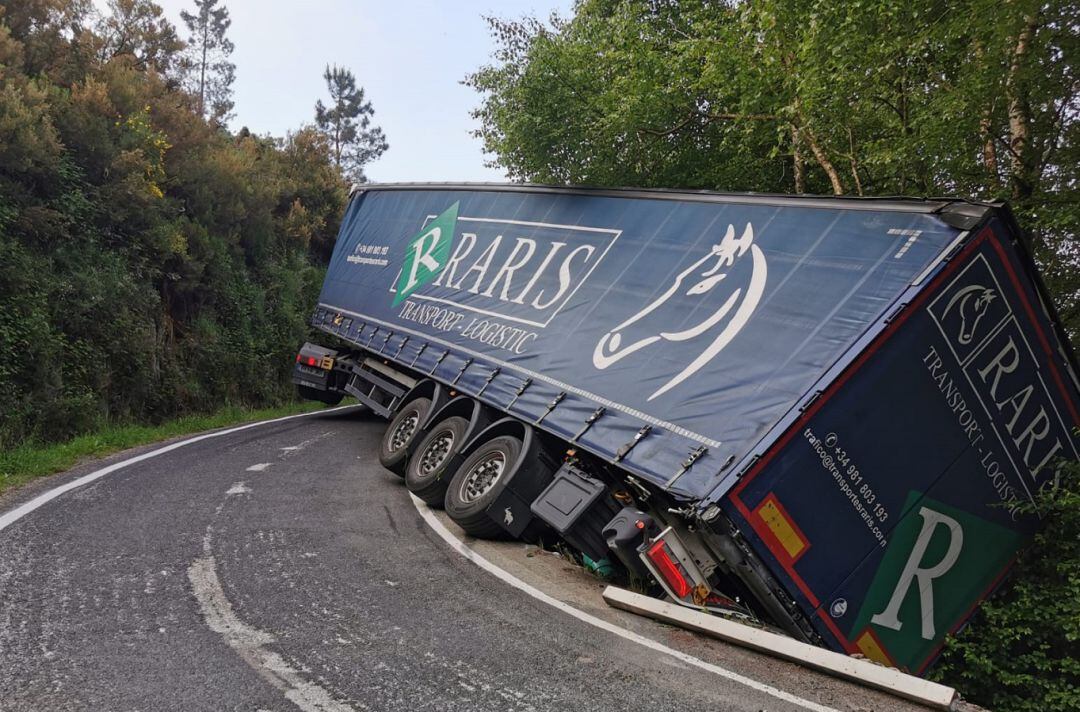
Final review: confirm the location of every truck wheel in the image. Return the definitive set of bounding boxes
[405,416,468,507]
[378,397,431,477]
[444,435,521,539]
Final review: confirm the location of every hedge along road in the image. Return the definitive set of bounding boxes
[0,407,937,712]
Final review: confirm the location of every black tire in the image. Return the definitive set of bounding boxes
[405,416,468,507]
[378,397,431,476]
[444,434,522,539]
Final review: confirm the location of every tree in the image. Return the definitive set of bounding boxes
[0,0,96,78]
[314,64,388,183]
[466,0,1078,333]
[179,0,234,123]
[95,0,183,76]
[0,1,346,451]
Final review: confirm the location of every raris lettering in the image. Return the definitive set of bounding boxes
[430,233,596,313]
[974,333,1066,480]
[389,209,619,327]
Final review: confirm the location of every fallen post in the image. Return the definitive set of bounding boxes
[602,585,958,711]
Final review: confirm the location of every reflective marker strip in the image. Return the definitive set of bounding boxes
[855,628,896,668]
[756,494,809,561]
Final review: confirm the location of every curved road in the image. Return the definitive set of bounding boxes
[0,408,934,712]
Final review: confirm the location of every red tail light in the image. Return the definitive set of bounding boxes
[307,356,318,366]
[295,353,302,363]
[646,540,692,598]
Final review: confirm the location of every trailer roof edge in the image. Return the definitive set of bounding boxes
[348,181,1002,215]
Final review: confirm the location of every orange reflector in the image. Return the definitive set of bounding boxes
[646,540,692,598]
[855,629,895,667]
[756,495,809,561]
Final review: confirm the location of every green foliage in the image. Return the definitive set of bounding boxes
[931,462,1080,711]
[0,0,348,451]
[467,0,1079,335]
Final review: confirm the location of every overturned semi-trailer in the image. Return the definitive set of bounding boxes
[293,183,1079,674]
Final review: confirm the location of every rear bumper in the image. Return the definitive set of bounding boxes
[292,342,348,404]
[292,362,332,391]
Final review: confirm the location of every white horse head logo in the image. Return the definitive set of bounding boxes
[942,284,997,345]
[593,223,767,400]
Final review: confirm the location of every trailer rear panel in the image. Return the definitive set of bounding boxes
[719,219,1080,671]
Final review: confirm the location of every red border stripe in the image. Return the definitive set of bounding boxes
[988,235,1080,425]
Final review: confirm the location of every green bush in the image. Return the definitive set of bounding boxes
[0,1,347,450]
[932,462,1080,711]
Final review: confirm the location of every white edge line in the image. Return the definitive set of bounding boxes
[408,494,840,712]
[0,405,359,533]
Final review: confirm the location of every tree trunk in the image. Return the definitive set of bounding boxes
[198,19,208,118]
[800,122,844,195]
[792,126,805,194]
[847,128,864,196]
[980,109,999,184]
[1006,14,1038,201]
[791,95,844,195]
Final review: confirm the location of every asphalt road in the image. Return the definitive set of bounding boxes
[0,407,937,712]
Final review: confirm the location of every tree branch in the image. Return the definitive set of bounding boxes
[790,100,844,196]
[846,128,864,196]
[792,125,805,194]
[637,110,779,137]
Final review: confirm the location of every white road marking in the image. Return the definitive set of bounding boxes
[189,524,360,712]
[2,406,840,712]
[226,482,251,495]
[247,463,272,472]
[279,432,335,457]
[0,406,358,534]
[409,495,840,712]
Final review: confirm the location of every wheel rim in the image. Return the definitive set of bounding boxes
[389,409,420,452]
[459,451,506,503]
[417,428,455,476]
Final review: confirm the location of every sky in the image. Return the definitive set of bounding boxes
[98,0,573,182]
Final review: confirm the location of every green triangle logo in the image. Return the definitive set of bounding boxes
[393,202,458,306]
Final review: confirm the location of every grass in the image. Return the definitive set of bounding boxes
[0,400,337,496]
